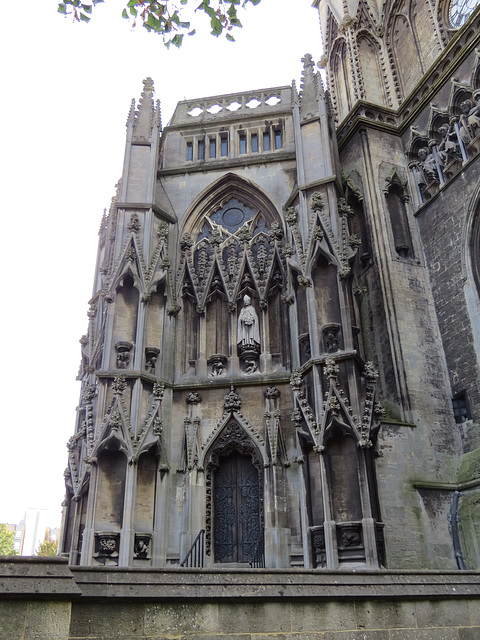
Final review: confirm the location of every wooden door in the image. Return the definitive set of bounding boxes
[213,451,261,563]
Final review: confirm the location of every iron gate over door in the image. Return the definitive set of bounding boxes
[213,451,262,563]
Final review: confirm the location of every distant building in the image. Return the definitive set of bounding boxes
[12,510,58,556]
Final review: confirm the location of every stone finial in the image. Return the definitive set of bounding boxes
[153,381,165,400]
[324,357,339,380]
[112,375,126,394]
[133,77,155,141]
[224,386,241,412]
[364,361,379,382]
[299,53,323,118]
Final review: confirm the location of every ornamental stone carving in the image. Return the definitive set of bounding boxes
[224,386,242,412]
[145,347,159,374]
[264,386,280,400]
[208,354,227,376]
[127,213,141,233]
[323,324,341,353]
[186,391,202,404]
[134,534,151,559]
[115,341,132,369]
[111,375,126,394]
[153,381,164,400]
[311,191,324,212]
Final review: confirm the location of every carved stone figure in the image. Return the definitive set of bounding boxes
[437,122,461,167]
[237,295,260,347]
[323,324,341,353]
[468,92,480,139]
[207,354,227,376]
[417,147,438,186]
[458,99,480,143]
[145,355,157,373]
[211,360,224,376]
[117,350,130,369]
[134,537,149,559]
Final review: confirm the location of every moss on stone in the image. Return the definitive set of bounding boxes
[458,447,480,484]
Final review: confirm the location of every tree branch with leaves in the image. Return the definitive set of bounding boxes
[0,524,17,556]
[58,0,261,47]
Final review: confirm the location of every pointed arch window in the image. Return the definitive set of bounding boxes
[178,176,289,376]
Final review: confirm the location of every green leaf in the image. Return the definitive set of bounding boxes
[210,15,222,34]
[79,11,90,21]
[226,33,235,41]
[188,28,196,35]
[57,3,67,14]
[171,33,184,47]
[122,8,128,18]
[230,17,242,26]
[81,4,92,13]
[198,2,216,19]
[147,12,162,31]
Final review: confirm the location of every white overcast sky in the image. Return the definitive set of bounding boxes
[0,0,322,529]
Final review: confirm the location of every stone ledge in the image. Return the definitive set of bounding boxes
[70,568,480,601]
[0,557,82,600]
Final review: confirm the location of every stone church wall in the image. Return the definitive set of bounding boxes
[415,160,480,429]
[2,559,480,640]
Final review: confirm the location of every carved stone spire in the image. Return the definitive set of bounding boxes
[299,53,324,120]
[133,77,155,142]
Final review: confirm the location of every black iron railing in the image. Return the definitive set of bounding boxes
[249,532,265,568]
[180,529,205,567]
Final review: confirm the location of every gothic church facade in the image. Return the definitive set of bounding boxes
[60,0,480,572]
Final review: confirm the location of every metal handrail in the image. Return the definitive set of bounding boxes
[249,532,265,568]
[180,529,205,567]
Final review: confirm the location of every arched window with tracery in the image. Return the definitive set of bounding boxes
[177,176,289,377]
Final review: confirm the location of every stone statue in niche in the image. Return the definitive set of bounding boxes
[115,342,132,370]
[238,295,260,347]
[145,347,160,374]
[237,295,260,374]
[145,355,157,373]
[323,324,341,354]
[467,92,480,139]
[117,351,129,368]
[244,357,258,374]
[133,536,150,559]
[459,98,480,143]
[417,147,438,186]
[211,360,224,376]
[437,121,462,167]
[208,354,227,377]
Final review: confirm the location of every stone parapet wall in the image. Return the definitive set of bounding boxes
[1,560,480,639]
